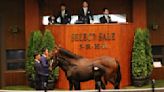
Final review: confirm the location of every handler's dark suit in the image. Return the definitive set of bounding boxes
[78,8,93,24]
[55,10,71,24]
[100,15,112,23]
[34,60,48,90]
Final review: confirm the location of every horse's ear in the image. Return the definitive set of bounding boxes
[51,47,58,56]
[53,44,60,53]
[56,44,61,50]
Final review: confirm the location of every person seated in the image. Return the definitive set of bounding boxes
[48,16,56,25]
[78,0,94,24]
[100,8,112,23]
[55,3,71,24]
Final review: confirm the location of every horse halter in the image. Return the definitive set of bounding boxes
[53,50,67,66]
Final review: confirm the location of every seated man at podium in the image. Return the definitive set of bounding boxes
[100,8,112,23]
[48,16,56,25]
[55,4,71,24]
[78,0,94,24]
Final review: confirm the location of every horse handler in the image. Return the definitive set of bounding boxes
[34,52,48,90]
[40,48,50,90]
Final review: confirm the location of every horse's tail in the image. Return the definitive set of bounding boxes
[115,60,122,89]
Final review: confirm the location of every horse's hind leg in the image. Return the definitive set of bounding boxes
[111,77,120,89]
[101,80,106,89]
[114,81,120,89]
[114,60,121,89]
[68,80,73,90]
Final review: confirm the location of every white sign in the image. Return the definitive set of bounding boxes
[153,61,162,68]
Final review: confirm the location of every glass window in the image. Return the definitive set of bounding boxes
[152,46,164,66]
[6,49,25,70]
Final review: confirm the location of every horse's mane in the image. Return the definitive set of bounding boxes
[59,48,83,59]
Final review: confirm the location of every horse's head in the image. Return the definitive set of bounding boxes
[49,44,61,57]
[50,45,68,67]
[51,44,81,70]
[46,44,60,69]
[52,52,74,71]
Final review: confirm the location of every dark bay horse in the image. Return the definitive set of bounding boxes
[52,47,121,90]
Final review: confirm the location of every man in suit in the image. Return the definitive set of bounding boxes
[48,16,56,25]
[34,52,48,90]
[100,8,112,23]
[40,48,49,89]
[78,0,94,24]
[55,4,71,24]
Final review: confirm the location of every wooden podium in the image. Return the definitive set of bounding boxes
[46,24,134,89]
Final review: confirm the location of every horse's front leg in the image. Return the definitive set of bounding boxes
[74,81,81,90]
[68,80,73,90]
[101,80,106,89]
[95,78,107,89]
[95,80,101,90]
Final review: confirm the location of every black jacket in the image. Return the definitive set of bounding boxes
[34,60,48,90]
[100,15,112,23]
[78,8,93,24]
[34,60,48,77]
[55,10,71,24]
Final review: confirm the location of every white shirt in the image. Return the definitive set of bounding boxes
[83,7,88,16]
[105,15,110,23]
[61,10,65,18]
[42,54,47,58]
[35,59,40,63]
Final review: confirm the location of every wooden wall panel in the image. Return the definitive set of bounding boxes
[0,17,3,88]
[0,0,26,87]
[0,0,25,49]
[119,24,134,86]
[147,0,164,45]
[25,0,40,47]
[4,71,27,86]
[47,24,134,89]
[133,0,147,28]
[151,67,164,80]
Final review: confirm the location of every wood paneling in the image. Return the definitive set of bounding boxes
[0,0,26,87]
[151,67,164,80]
[133,0,147,28]
[147,0,164,45]
[25,0,40,47]
[4,71,27,86]
[5,31,25,49]
[147,0,164,80]
[47,24,134,89]
[0,0,25,49]
[0,17,2,88]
